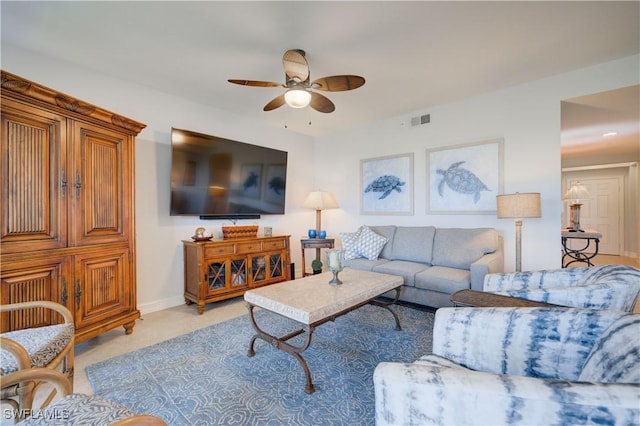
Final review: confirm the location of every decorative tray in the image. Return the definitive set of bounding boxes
[191,236,213,242]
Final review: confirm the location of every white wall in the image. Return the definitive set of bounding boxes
[315,55,640,272]
[3,45,638,313]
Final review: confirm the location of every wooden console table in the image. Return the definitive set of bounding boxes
[450,290,560,308]
[183,235,290,314]
[561,229,602,268]
[300,238,335,276]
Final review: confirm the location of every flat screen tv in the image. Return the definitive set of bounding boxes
[170,128,288,218]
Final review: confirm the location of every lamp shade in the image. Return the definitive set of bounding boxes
[496,193,541,219]
[563,182,590,202]
[303,191,339,210]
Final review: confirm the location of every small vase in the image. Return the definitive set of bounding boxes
[308,229,317,238]
[318,230,327,239]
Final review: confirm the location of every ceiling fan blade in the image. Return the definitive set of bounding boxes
[263,94,286,111]
[312,75,365,92]
[309,92,335,113]
[228,79,283,88]
[283,49,309,82]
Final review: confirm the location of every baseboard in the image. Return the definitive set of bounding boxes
[138,296,185,316]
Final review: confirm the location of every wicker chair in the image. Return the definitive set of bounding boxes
[2,367,166,425]
[1,301,75,421]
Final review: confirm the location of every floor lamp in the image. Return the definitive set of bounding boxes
[302,191,339,236]
[497,193,541,272]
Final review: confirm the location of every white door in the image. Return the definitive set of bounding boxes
[567,177,622,255]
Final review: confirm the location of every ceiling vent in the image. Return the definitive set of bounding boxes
[411,114,430,126]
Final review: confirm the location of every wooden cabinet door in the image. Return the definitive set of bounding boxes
[0,255,71,331]
[0,99,68,254]
[203,256,249,296]
[73,247,131,330]
[70,121,131,246]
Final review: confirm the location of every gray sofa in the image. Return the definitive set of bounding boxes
[341,225,503,308]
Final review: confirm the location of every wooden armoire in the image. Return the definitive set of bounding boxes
[1,71,146,342]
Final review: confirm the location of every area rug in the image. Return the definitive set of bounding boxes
[86,304,434,425]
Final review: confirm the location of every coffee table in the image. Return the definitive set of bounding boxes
[243,269,403,394]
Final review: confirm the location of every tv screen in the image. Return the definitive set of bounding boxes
[170,128,288,217]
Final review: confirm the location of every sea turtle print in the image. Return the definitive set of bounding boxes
[364,175,405,199]
[436,161,490,203]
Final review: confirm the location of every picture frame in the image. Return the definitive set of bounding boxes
[264,164,286,204]
[360,153,414,215]
[240,164,263,199]
[426,138,503,214]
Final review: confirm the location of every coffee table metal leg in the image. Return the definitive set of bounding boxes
[369,287,402,331]
[246,304,317,394]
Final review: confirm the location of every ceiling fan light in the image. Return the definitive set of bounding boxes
[284,88,311,108]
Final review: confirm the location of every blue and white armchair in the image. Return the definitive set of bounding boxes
[374,307,640,425]
[483,265,640,312]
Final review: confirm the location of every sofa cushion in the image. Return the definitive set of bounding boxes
[372,260,429,287]
[579,314,640,384]
[340,228,363,260]
[369,225,397,259]
[432,228,497,269]
[357,226,389,260]
[415,266,471,294]
[340,226,388,261]
[345,258,389,272]
[389,226,436,264]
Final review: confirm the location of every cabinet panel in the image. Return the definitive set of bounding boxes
[74,247,130,329]
[72,121,130,246]
[0,256,70,331]
[0,100,67,254]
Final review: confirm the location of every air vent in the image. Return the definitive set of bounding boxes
[411,114,430,126]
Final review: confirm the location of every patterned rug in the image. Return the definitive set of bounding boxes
[86,304,434,425]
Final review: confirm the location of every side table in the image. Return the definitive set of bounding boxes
[561,229,602,268]
[300,238,335,277]
[450,290,560,308]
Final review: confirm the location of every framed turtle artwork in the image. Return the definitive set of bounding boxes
[426,138,504,214]
[360,153,414,215]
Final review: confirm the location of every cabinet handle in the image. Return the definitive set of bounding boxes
[75,172,82,199]
[61,278,68,305]
[61,171,68,197]
[75,279,81,308]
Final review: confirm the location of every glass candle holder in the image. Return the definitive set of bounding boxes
[308,229,317,239]
[326,248,344,285]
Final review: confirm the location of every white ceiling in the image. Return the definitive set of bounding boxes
[2,1,639,157]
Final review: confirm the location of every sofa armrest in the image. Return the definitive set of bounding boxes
[374,362,640,426]
[483,267,589,292]
[431,307,623,379]
[469,250,504,291]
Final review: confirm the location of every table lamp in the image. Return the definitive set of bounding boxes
[496,192,541,272]
[563,182,590,232]
[303,191,339,237]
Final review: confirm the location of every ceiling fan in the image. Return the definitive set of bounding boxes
[228,49,365,113]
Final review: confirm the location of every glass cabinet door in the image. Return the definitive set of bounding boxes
[206,258,248,293]
[270,253,284,278]
[251,255,267,284]
[206,261,226,291]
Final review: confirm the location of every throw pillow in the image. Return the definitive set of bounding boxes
[340,227,363,260]
[355,225,388,261]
